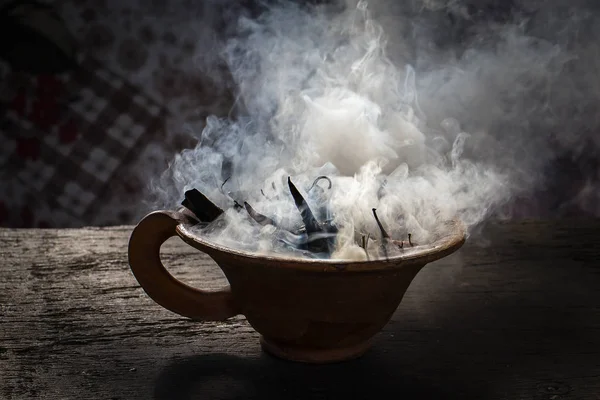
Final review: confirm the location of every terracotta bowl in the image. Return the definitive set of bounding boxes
[128,208,466,363]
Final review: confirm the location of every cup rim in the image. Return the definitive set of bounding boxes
[174,210,467,272]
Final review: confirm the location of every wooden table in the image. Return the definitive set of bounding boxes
[1,220,599,399]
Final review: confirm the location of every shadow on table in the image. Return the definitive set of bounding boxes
[153,349,476,400]
[152,233,600,400]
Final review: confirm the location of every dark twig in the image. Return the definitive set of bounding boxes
[361,233,371,261]
[244,202,276,226]
[372,208,390,259]
[372,208,409,251]
[371,208,390,239]
[308,176,332,192]
[220,177,231,194]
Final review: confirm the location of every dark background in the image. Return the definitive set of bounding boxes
[1,0,598,228]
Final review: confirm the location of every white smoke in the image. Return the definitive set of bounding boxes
[368,0,600,218]
[152,0,515,259]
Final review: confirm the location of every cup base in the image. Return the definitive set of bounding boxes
[259,336,371,364]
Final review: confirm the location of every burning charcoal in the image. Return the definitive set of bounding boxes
[288,177,337,255]
[244,202,276,226]
[181,189,223,222]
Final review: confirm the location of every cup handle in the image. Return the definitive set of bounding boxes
[128,210,239,321]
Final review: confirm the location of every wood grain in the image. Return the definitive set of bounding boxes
[1,220,599,399]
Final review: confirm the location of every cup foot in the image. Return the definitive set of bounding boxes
[259,336,371,364]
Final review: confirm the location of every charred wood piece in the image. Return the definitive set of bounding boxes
[288,177,337,255]
[288,177,322,234]
[181,189,223,222]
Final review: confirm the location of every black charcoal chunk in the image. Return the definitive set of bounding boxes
[288,177,337,255]
[181,189,223,222]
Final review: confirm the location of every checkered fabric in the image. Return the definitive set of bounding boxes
[0,55,168,227]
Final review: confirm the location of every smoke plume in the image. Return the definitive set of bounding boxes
[150,0,600,258]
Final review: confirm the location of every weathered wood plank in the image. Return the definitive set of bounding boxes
[1,220,599,399]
